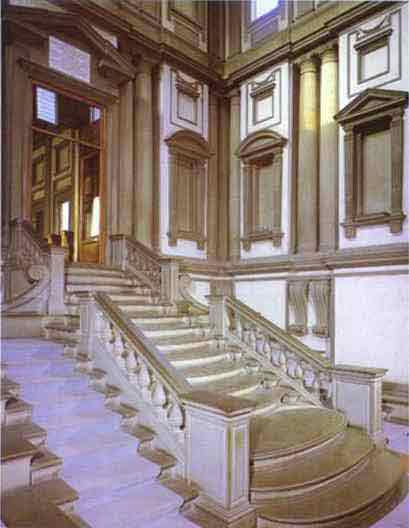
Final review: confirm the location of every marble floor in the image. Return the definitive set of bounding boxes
[372,421,409,528]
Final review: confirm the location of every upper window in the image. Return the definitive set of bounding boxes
[252,0,279,20]
[36,87,57,125]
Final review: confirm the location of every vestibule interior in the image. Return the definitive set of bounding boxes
[30,84,104,263]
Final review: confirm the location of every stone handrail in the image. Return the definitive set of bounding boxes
[218,295,332,404]
[79,292,191,457]
[110,235,180,304]
[2,219,66,315]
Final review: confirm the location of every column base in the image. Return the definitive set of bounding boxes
[194,495,256,528]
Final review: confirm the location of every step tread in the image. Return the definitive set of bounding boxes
[1,432,38,461]
[250,408,347,460]
[5,398,33,415]
[31,447,63,470]
[3,421,47,443]
[160,478,199,503]
[204,373,261,396]
[251,427,374,492]
[258,449,405,523]
[140,447,176,469]
[178,359,245,382]
[131,425,155,443]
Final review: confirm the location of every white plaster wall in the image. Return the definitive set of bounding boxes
[235,280,287,327]
[338,4,409,248]
[334,271,408,384]
[192,279,211,305]
[239,61,292,259]
[159,64,209,259]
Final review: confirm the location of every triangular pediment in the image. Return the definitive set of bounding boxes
[4,6,135,83]
[335,88,408,124]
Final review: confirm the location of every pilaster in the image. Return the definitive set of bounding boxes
[229,89,242,262]
[118,80,134,236]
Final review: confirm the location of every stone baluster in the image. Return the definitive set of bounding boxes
[138,361,152,401]
[125,344,138,382]
[151,379,168,420]
[262,336,271,357]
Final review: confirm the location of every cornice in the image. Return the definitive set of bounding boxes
[223,0,396,88]
[5,1,400,91]
[179,243,409,277]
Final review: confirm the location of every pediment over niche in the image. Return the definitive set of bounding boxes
[237,129,287,162]
[165,130,213,160]
[4,6,135,84]
[335,88,408,126]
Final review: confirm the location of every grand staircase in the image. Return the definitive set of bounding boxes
[1,257,408,527]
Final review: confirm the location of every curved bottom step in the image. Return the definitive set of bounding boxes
[257,449,407,528]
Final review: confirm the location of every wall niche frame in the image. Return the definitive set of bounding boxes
[165,130,212,250]
[237,129,287,251]
[335,88,408,238]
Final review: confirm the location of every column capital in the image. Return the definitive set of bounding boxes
[132,54,159,75]
[296,56,319,75]
[318,43,338,65]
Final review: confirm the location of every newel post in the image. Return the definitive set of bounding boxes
[206,294,229,338]
[110,235,128,271]
[48,246,67,316]
[160,258,180,304]
[332,364,387,444]
[76,294,98,358]
[182,391,256,528]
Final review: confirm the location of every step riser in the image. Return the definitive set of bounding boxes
[5,408,32,426]
[1,458,32,492]
[157,340,214,352]
[187,367,245,385]
[170,353,229,368]
[143,328,211,339]
[31,463,62,485]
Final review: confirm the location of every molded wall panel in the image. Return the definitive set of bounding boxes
[334,271,408,384]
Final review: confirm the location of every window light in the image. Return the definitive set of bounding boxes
[253,0,279,20]
[36,86,57,125]
[60,201,70,231]
[90,196,100,237]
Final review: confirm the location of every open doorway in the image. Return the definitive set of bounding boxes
[30,84,105,263]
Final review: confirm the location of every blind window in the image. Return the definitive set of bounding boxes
[49,36,91,83]
[36,86,57,124]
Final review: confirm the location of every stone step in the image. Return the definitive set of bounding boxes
[31,447,63,483]
[178,359,246,385]
[66,283,138,294]
[166,347,229,368]
[1,479,80,528]
[250,408,348,466]
[77,481,184,528]
[156,336,216,353]
[133,315,210,331]
[61,447,161,498]
[4,421,47,447]
[139,447,177,470]
[243,385,296,415]
[4,398,33,426]
[66,275,135,286]
[142,325,212,340]
[204,373,262,397]
[257,449,406,527]
[250,427,375,501]
[66,264,124,277]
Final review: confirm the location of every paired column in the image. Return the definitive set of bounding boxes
[134,59,154,247]
[229,90,241,262]
[296,57,319,254]
[319,46,338,252]
[296,46,338,254]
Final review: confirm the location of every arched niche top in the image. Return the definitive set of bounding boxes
[237,129,287,162]
[165,130,213,160]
